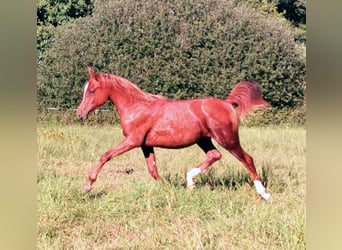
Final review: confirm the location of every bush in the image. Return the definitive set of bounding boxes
[37,0,94,62]
[37,108,120,126]
[241,106,306,127]
[38,0,305,110]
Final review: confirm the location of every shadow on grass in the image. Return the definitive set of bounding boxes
[86,190,108,200]
[163,166,270,191]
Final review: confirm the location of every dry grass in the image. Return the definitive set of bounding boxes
[37,123,305,249]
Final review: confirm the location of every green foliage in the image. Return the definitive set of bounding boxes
[38,0,305,110]
[233,0,306,43]
[37,0,94,26]
[37,109,120,126]
[37,0,94,61]
[234,0,279,15]
[235,0,306,27]
[241,106,306,127]
[277,0,306,26]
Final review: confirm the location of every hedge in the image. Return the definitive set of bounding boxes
[38,0,306,110]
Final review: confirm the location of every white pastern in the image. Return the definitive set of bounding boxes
[186,168,201,187]
[253,180,271,200]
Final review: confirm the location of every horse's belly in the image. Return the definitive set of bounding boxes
[144,122,204,148]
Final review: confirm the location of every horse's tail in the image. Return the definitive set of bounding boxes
[226,80,271,118]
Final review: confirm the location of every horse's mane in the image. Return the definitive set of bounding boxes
[99,73,167,102]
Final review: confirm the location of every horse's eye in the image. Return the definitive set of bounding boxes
[89,89,96,94]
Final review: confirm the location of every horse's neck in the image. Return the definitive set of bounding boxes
[108,93,134,116]
[106,76,155,117]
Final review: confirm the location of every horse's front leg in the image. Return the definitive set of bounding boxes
[83,137,139,193]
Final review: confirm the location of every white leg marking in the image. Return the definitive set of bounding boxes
[186,168,201,187]
[253,180,271,200]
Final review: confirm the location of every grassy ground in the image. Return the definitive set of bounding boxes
[37,123,305,249]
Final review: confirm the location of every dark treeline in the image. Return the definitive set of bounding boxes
[37,0,306,115]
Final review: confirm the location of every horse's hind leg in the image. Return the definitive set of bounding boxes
[186,137,222,188]
[218,136,271,200]
[141,145,161,180]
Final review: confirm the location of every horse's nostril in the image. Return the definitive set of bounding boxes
[76,110,84,120]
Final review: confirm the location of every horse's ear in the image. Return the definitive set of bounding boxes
[87,67,96,79]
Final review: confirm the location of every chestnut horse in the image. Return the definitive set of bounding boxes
[77,67,271,200]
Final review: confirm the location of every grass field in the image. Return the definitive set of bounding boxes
[37,123,305,249]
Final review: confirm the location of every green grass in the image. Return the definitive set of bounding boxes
[37,123,305,249]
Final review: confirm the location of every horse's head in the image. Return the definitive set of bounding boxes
[77,67,109,120]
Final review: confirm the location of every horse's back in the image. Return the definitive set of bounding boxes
[144,98,237,148]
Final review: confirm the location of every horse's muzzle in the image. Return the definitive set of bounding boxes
[76,108,88,121]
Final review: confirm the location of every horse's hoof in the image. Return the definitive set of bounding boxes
[186,185,195,190]
[83,184,92,193]
[261,192,271,201]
